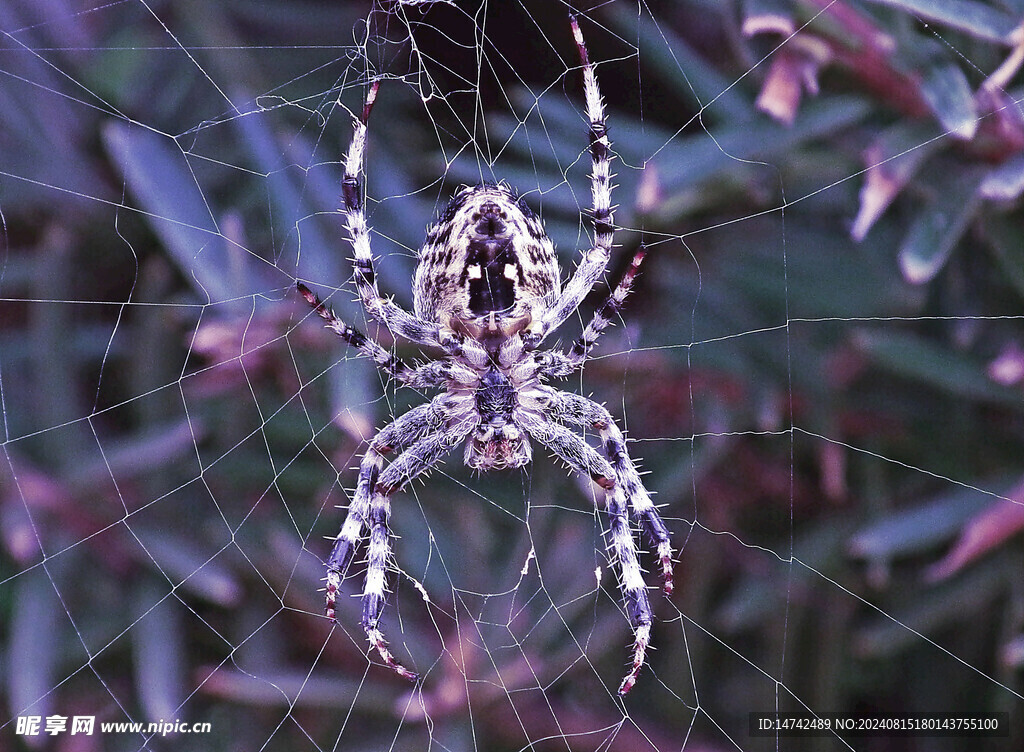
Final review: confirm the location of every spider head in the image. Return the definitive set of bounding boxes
[414,184,561,345]
[465,369,532,470]
[464,422,532,472]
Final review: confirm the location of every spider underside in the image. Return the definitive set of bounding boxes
[298,16,673,696]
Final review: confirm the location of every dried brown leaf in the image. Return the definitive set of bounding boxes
[926,480,1024,580]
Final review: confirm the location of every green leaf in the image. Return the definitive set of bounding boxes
[103,122,252,308]
[742,0,794,35]
[851,121,946,241]
[854,561,1006,657]
[920,63,978,140]
[605,3,753,122]
[897,165,985,283]
[132,580,186,723]
[64,419,200,488]
[855,329,1024,408]
[132,527,243,606]
[862,0,1017,43]
[983,215,1024,298]
[653,95,871,209]
[9,568,61,720]
[848,483,1002,560]
[234,108,337,287]
[1005,635,1024,668]
[979,153,1024,200]
[719,519,852,631]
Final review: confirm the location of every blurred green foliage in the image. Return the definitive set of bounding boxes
[2,0,1024,750]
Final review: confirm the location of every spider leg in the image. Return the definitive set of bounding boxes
[547,392,674,595]
[526,16,614,350]
[353,395,477,681]
[342,82,463,355]
[537,247,646,379]
[297,281,453,389]
[517,414,653,695]
[361,486,419,681]
[324,402,437,622]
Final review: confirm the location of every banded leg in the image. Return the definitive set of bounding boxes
[324,402,437,622]
[526,16,615,349]
[538,247,646,379]
[518,415,653,695]
[297,281,453,388]
[361,489,418,680]
[341,82,460,353]
[547,392,674,594]
[356,405,477,681]
[606,483,651,695]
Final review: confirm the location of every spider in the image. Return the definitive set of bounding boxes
[297,16,673,695]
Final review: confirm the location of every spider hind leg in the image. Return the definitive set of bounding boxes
[553,392,675,593]
[525,15,615,348]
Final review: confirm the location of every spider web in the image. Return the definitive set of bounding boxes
[2,0,1023,750]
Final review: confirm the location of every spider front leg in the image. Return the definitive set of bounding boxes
[325,402,437,623]
[297,281,458,388]
[517,416,654,695]
[546,391,674,594]
[537,246,646,379]
[335,394,477,681]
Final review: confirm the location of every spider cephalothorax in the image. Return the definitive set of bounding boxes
[465,368,533,471]
[298,16,673,695]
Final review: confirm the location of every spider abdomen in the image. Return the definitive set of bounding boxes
[414,184,560,344]
[464,228,517,317]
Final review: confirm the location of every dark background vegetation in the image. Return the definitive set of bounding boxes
[2,0,1024,749]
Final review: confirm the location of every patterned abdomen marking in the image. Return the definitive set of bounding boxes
[414,184,560,339]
